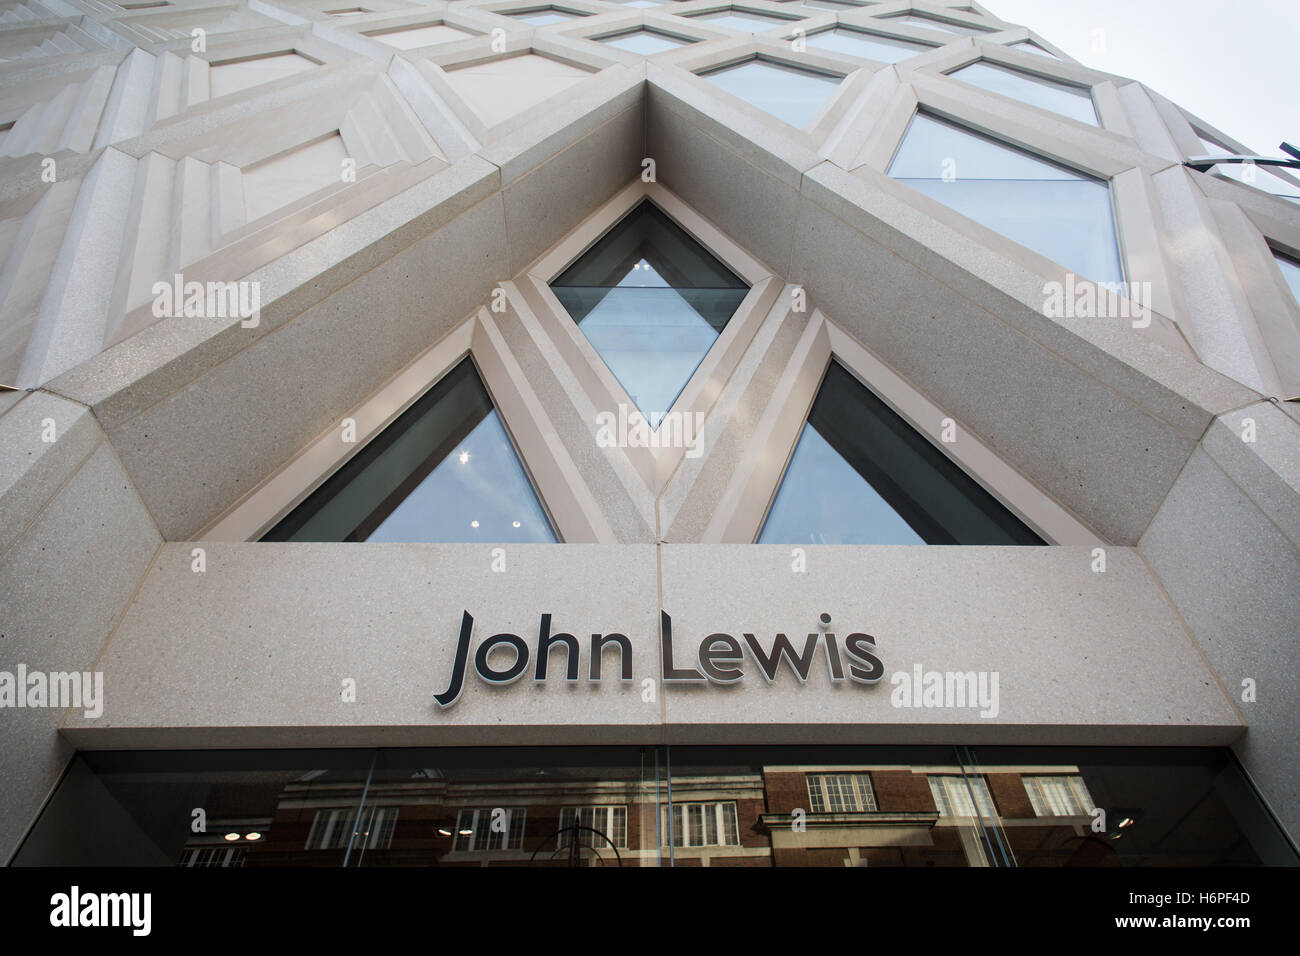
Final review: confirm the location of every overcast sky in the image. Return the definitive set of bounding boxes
[985,0,1296,156]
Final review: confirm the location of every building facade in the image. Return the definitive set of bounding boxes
[0,0,1297,866]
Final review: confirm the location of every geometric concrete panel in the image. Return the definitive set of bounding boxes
[659,544,1242,745]
[1140,447,1300,840]
[62,544,661,748]
[0,441,160,863]
[444,53,594,127]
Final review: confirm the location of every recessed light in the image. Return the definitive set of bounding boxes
[224,832,241,842]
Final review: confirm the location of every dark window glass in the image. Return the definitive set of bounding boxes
[550,201,749,419]
[15,746,1294,867]
[263,358,556,543]
[759,361,1045,545]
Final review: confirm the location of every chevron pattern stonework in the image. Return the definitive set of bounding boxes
[0,0,1298,864]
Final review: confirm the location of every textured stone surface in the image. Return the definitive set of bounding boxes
[659,544,1241,744]
[0,390,102,555]
[0,443,160,862]
[64,544,661,746]
[1140,448,1300,839]
[109,192,511,540]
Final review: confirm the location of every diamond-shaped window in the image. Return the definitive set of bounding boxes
[550,201,749,420]
[758,361,1044,545]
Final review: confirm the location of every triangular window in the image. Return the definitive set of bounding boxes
[758,361,1044,544]
[550,201,749,420]
[889,111,1123,284]
[264,359,556,542]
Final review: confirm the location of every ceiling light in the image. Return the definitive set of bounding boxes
[224,832,240,842]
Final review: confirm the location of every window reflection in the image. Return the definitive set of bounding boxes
[949,61,1098,127]
[758,360,1045,545]
[263,358,556,543]
[700,57,842,130]
[15,747,1292,867]
[889,111,1124,285]
[550,201,749,420]
[806,27,935,64]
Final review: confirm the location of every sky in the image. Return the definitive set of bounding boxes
[985,0,1296,156]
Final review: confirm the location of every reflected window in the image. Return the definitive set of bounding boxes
[306,806,397,850]
[700,56,842,129]
[455,807,526,851]
[949,61,1097,126]
[663,802,740,847]
[888,111,1124,285]
[550,201,749,419]
[758,361,1045,545]
[929,775,996,819]
[558,805,628,849]
[598,28,692,54]
[806,27,934,63]
[179,847,246,867]
[262,359,556,543]
[1023,775,1095,816]
[808,773,877,812]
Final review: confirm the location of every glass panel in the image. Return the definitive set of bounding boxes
[700,57,841,130]
[11,750,375,867]
[262,358,556,543]
[889,111,1124,284]
[881,13,989,36]
[17,747,1293,867]
[550,201,749,420]
[689,10,798,32]
[599,29,692,55]
[1276,252,1300,305]
[806,27,933,63]
[758,361,1045,545]
[1215,163,1300,202]
[965,747,1297,866]
[667,746,991,866]
[800,0,866,9]
[949,61,1097,126]
[508,9,586,25]
[1010,40,1056,57]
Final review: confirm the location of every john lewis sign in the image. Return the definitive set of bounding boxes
[433,610,883,708]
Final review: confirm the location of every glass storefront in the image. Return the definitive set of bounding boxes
[14,747,1295,867]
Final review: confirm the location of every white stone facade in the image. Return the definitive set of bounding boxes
[0,0,1297,861]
